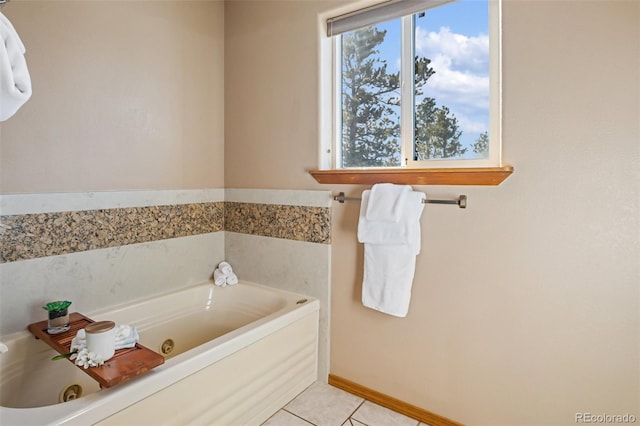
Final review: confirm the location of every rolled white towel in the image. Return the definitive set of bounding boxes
[213,268,227,286]
[226,272,238,286]
[0,12,32,121]
[217,261,233,276]
[0,342,8,354]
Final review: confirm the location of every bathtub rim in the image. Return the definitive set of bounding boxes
[0,280,320,426]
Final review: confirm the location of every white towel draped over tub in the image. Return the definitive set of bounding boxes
[0,12,32,121]
[357,184,426,317]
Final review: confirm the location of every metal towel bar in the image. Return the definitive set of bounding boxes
[333,192,467,209]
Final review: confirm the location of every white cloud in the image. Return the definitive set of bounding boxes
[416,26,489,73]
[415,26,490,114]
[456,112,488,134]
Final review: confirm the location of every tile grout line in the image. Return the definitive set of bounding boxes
[274,383,423,426]
[346,399,368,426]
[281,408,319,426]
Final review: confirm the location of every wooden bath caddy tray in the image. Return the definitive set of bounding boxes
[28,312,164,388]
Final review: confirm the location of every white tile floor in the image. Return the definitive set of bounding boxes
[262,382,431,426]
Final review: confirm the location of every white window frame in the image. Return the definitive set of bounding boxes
[318,0,502,170]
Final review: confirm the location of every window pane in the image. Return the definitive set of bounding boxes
[413,0,490,161]
[340,19,401,167]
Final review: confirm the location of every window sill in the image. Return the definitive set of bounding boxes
[309,166,513,186]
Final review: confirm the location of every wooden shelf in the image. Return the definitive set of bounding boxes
[309,166,513,186]
[28,312,164,388]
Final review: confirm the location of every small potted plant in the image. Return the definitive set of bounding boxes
[43,301,72,334]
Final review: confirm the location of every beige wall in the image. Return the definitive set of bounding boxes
[224,0,327,189]
[0,0,225,193]
[225,1,640,425]
[1,0,638,424]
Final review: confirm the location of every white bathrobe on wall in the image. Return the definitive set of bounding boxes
[0,11,32,121]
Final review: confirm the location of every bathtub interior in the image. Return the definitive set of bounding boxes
[0,335,101,408]
[0,281,312,410]
[97,283,291,359]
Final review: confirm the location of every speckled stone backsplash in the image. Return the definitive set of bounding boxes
[1,200,330,263]
[225,202,331,244]
[0,202,224,263]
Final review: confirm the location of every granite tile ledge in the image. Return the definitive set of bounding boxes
[1,200,331,263]
[225,202,331,244]
[1,202,224,263]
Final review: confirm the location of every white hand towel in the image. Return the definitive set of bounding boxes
[358,190,425,254]
[217,261,233,275]
[358,187,425,317]
[113,325,139,348]
[365,183,411,222]
[0,12,32,121]
[362,244,417,317]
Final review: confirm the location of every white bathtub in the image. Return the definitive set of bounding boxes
[0,281,319,425]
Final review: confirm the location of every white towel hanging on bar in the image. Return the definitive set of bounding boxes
[357,185,426,317]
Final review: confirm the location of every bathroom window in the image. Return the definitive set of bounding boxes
[319,0,502,170]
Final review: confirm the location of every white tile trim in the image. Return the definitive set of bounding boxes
[0,188,332,215]
[225,189,332,208]
[0,189,225,215]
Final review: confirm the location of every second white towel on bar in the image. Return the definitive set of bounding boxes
[358,185,426,317]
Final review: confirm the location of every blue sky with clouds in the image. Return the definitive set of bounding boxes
[374,0,490,154]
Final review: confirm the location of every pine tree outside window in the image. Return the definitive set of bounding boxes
[321,0,501,170]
